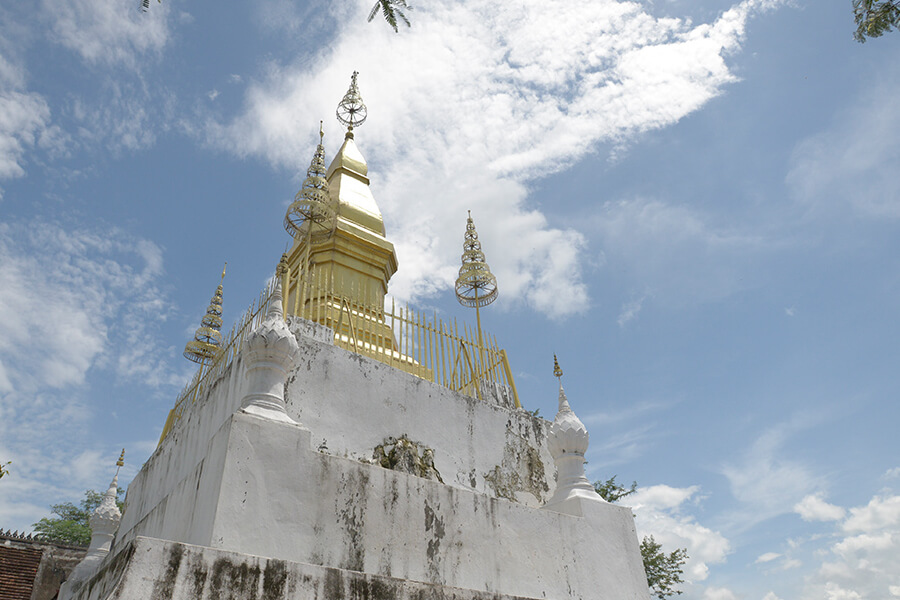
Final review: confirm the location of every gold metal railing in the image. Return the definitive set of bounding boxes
[159,272,520,445]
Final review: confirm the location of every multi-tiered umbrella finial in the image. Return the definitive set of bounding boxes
[336,71,367,139]
[183,264,226,365]
[284,121,336,245]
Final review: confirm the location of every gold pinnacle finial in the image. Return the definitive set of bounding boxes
[115,448,125,477]
[553,354,563,379]
[284,123,337,243]
[455,211,498,309]
[184,267,226,364]
[336,71,367,138]
[221,262,227,281]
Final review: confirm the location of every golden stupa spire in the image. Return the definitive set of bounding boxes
[284,121,336,245]
[336,71,367,139]
[183,264,226,364]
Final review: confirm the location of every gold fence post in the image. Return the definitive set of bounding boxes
[500,349,521,409]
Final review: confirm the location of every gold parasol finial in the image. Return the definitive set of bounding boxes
[455,211,498,399]
[114,448,125,478]
[276,253,289,277]
[553,354,563,380]
[455,211,498,310]
[336,71,367,138]
[184,266,226,365]
[284,123,337,244]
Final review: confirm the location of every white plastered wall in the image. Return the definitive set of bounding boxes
[112,319,649,599]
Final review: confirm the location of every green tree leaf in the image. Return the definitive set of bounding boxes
[641,535,688,600]
[854,0,900,41]
[593,475,637,503]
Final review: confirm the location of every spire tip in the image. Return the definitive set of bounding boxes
[553,354,563,381]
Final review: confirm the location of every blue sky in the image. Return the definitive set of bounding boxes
[1,0,899,598]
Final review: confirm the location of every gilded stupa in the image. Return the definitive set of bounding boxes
[58,72,651,600]
[281,72,397,309]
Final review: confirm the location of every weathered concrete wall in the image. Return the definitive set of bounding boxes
[68,536,548,600]
[117,350,252,548]
[110,320,649,599]
[32,544,87,600]
[117,411,647,599]
[282,319,554,506]
[120,317,554,550]
[221,413,645,599]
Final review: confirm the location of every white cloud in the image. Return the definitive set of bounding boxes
[630,484,731,582]
[755,552,781,563]
[209,0,784,317]
[0,0,172,189]
[588,197,772,307]
[42,0,170,68]
[721,423,820,529]
[762,593,783,600]
[0,218,173,403]
[794,494,846,522]
[822,583,863,600]
[787,76,900,219]
[618,294,647,327]
[0,218,178,532]
[703,586,739,600]
[632,484,700,511]
[883,466,900,480]
[0,90,51,180]
[800,493,900,600]
[70,79,168,152]
[843,494,900,533]
[0,28,58,185]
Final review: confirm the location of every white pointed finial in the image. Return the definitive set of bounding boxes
[59,455,125,598]
[543,362,606,515]
[239,276,302,425]
[267,278,285,321]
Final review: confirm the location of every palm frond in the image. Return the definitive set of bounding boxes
[369,0,411,32]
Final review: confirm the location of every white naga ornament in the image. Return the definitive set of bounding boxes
[240,278,302,424]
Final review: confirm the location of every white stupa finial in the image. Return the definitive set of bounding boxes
[543,357,606,515]
[59,452,126,600]
[268,277,285,321]
[239,275,303,425]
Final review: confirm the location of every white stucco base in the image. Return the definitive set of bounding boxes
[111,411,647,599]
[101,319,649,599]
